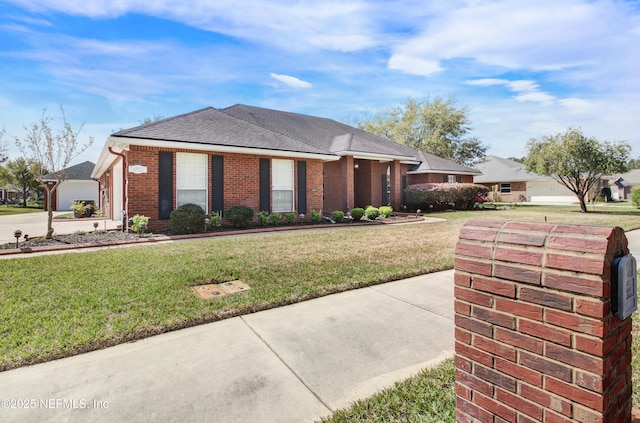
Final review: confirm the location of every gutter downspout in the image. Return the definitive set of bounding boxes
[108,147,128,232]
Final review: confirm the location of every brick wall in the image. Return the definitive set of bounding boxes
[454,219,632,422]
[123,146,324,230]
[478,181,527,203]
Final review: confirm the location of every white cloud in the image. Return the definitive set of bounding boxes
[514,92,555,103]
[270,73,313,89]
[387,0,640,81]
[558,98,592,114]
[388,54,442,76]
[3,0,378,52]
[466,78,555,104]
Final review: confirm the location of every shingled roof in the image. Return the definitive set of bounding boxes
[94,104,481,177]
[409,150,481,175]
[472,155,547,183]
[221,104,418,160]
[113,107,329,156]
[43,161,96,181]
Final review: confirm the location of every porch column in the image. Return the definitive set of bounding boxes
[389,160,402,210]
[342,156,355,211]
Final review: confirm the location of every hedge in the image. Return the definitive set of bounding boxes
[404,183,489,211]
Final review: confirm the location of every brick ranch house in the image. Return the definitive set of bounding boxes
[91,105,480,230]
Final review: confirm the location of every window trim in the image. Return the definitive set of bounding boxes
[500,183,512,194]
[176,152,208,213]
[272,158,295,212]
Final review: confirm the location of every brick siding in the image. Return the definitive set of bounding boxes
[454,219,632,422]
[122,146,324,230]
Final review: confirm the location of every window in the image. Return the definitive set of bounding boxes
[176,152,208,212]
[447,175,458,184]
[272,159,294,212]
[500,183,511,194]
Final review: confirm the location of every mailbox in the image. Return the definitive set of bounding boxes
[611,254,638,320]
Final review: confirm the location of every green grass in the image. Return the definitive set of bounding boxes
[1,204,640,382]
[317,359,456,423]
[0,204,43,216]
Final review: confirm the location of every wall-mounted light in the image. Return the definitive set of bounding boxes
[354,163,359,169]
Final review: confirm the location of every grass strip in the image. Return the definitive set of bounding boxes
[316,358,456,423]
[0,205,43,216]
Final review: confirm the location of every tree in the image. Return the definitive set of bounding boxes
[524,128,630,212]
[627,157,640,169]
[0,128,8,163]
[8,107,93,238]
[0,158,40,206]
[141,114,165,124]
[358,97,487,165]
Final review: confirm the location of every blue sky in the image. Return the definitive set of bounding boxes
[1,0,639,165]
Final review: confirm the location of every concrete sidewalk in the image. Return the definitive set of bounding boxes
[0,270,455,423]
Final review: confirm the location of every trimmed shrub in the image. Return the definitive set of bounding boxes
[331,210,344,223]
[131,214,149,234]
[404,183,490,212]
[350,207,365,221]
[208,212,221,230]
[268,212,282,226]
[310,210,321,223]
[257,210,269,227]
[379,206,393,218]
[365,206,380,220]
[632,188,640,208]
[226,205,254,228]
[284,211,297,225]
[170,203,205,234]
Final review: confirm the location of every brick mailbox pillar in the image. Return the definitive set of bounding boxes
[454,219,633,423]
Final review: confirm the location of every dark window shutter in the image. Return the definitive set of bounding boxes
[401,175,407,207]
[381,174,388,205]
[457,175,462,183]
[443,175,448,183]
[158,151,173,220]
[211,155,224,214]
[297,161,307,214]
[260,158,270,212]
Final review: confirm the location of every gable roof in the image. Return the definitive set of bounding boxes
[409,150,481,175]
[92,104,480,178]
[472,155,548,183]
[221,104,419,160]
[614,169,640,186]
[113,107,330,156]
[43,161,96,181]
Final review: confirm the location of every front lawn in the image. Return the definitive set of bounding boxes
[0,204,43,216]
[1,205,640,375]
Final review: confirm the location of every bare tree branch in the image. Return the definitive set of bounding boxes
[6,106,94,238]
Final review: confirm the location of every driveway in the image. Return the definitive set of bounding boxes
[0,211,121,243]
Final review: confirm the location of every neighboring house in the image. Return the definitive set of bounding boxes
[91,105,480,229]
[611,169,640,200]
[43,161,99,211]
[0,187,19,203]
[473,155,578,203]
